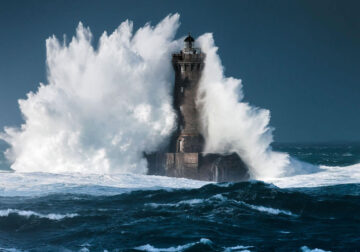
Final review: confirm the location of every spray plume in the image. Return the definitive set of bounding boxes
[1,14,294,178]
[0,14,180,174]
[197,34,290,178]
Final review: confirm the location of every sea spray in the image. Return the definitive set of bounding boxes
[197,34,290,178]
[0,15,181,174]
[1,14,297,178]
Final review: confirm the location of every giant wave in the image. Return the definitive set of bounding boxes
[0,13,306,180]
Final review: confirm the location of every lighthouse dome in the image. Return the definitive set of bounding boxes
[184,33,195,51]
[184,34,194,42]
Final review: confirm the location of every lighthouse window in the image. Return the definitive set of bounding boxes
[180,65,184,72]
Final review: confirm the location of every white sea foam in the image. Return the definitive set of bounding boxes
[243,203,295,216]
[176,198,205,205]
[146,192,295,217]
[265,163,360,188]
[300,246,331,252]
[135,240,254,252]
[212,193,227,201]
[230,200,296,216]
[0,208,78,220]
[279,230,291,234]
[146,194,231,208]
[145,198,205,208]
[0,171,209,197]
[1,162,360,197]
[224,245,254,252]
[135,238,212,252]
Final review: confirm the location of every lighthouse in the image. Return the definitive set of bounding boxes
[146,34,249,182]
[172,34,205,153]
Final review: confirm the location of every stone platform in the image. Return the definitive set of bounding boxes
[146,152,249,182]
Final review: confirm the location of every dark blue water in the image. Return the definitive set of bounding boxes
[273,142,360,167]
[0,143,360,251]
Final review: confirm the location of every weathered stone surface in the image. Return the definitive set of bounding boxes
[145,34,249,182]
[146,152,249,182]
[199,153,249,182]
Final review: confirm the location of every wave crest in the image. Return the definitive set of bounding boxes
[0,209,78,220]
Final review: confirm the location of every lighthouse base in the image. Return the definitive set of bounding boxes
[146,152,249,182]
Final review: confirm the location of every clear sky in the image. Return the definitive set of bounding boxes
[0,0,359,143]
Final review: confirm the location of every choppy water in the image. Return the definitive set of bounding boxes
[1,142,360,251]
[273,142,360,167]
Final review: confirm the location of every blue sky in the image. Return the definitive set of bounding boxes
[0,0,359,142]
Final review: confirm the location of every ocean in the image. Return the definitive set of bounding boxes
[0,142,360,251]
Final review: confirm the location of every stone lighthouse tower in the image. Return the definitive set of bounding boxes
[172,34,205,153]
[146,34,249,182]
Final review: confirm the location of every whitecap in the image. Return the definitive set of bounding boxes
[230,200,296,217]
[145,198,205,208]
[0,209,78,220]
[245,204,295,216]
[135,238,212,252]
[223,245,254,252]
[278,230,291,234]
[211,194,227,201]
[300,246,331,252]
[266,163,360,188]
